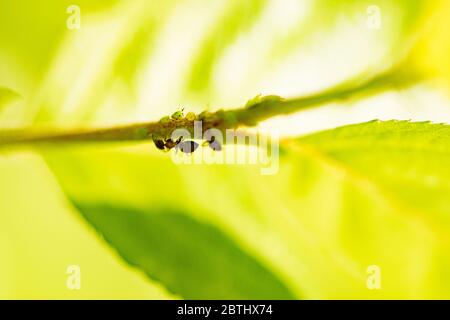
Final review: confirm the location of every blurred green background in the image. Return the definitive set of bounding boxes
[1,0,450,299]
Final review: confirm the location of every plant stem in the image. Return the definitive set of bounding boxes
[0,64,420,147]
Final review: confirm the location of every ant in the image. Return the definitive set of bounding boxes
[153,135,199,154]
[202,135,222,151]
[152,108,221,153]
[153,134,220,154]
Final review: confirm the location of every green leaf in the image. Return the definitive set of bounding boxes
[186,0,267,96]
[297,120,450,227]
[44,121,450,298]
[0,152,172,299]
[73,204,295,299]
[0,87,20,111]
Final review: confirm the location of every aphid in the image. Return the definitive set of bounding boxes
[244,94,284,109]
[152,136,166,150]
[175,140,199,154]
[159,116,170,124]
[209,139,222,151]
[185,112,196,121]
[202,136,222,151]
[171,108,184,120]
[164,136,183,149]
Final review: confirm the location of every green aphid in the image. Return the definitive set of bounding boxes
[198,111,213,121]
[245,94,284,108]
[171,108,184,120]
[261,95,284,103]
[159,116,171,124]
[244,94,262,108]
[185,112,196,121]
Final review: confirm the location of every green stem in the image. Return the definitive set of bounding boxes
[0,64,420,147]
